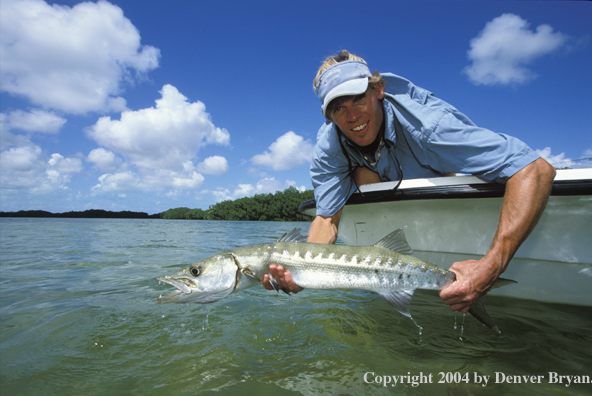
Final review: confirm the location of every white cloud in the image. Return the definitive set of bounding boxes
[253,177,285,193]
[536,147,571,168]
[170,172,205,189]
[234,184,256,197]
[212,177,303,202]
[48,153,84,174]
[0,144,83,194]
[92,171,139,193]
[1,109,66,134]
[0,110,67,151]
[0,0,160,114]
[88,84,230,171]
[0,123,30,151]
[211,188,232,202]
[285,180,307,192]
[87,84,229,195]
[464,14,568,86]
[197,156,229,175]
[87,148,124,172]
[537,147,592,169]
[91,168,205,194]
[250,131,314,170]
[0,145,44,175]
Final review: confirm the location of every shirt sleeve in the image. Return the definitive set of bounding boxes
[310,126,358,217]
[424,109,540,182]
[390,93,540,183]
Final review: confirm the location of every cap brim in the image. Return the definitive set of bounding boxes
[322,77,369,117]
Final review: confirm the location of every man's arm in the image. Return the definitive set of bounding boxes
[306,209,342,244]
[439,158,556,312]
[261,209,342,293]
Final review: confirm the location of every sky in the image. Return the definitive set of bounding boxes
[1,0,591,215]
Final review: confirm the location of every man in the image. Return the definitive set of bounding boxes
[263,50,556,313]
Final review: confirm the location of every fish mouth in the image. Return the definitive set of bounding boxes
[156,276,196,304]
[156,289,184,304]
[157,275,196,293]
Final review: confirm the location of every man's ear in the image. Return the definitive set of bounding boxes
[375,82,385,100]
[325,110,334,123]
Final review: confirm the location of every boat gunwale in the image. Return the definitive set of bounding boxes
[298,169,592,214]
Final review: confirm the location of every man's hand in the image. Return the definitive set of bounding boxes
[439,256,501,313]
[261,210,343,294]
[261,264,304,294]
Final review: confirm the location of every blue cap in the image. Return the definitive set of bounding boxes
[315,60,372,116]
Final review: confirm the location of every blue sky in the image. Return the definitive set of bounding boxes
[1,0,590,214]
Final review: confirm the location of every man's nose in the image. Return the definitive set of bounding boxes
[346,105,361,121]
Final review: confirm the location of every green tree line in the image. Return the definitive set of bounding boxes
[160,187,314,221]
[0,209,157,219]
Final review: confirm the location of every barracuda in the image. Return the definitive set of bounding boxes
[156,227,514,333]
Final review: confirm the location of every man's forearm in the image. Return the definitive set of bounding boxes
[440,158,556,312]
[485,157,556,274]
[306,209,342,244]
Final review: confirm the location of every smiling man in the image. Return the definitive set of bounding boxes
[263,50,556,313]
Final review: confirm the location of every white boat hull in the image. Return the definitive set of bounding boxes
[300,169,592,306]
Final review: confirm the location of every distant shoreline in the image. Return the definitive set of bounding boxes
[0,210,161,219]
[1,187,315,221]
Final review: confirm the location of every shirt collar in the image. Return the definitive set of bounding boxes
[382,96,398,146]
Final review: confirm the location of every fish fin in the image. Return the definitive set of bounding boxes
[490,277,518,290]
[267,276,292,295]
[278,228,307,243]
[468,298,501,334]
[464,277,515,333]
[241,267,260,280]
[373,226,415,256]
[268,277,280,293]
[380,289,415,318]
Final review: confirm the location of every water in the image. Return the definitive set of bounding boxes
[1,218,591,395]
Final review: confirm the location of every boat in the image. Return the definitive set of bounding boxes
[299,168,592,306]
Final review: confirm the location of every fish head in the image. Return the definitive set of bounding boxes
[156,253,238,304]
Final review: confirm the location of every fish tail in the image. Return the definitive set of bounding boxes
[468,298,500,334]
[381,277,516,333]
[381,289,502,334]
[468,277,517,334]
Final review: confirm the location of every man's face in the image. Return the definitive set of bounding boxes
[327,84,385,147]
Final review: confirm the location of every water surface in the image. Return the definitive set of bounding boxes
[1,218,590,395]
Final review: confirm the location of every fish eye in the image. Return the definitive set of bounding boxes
[190,265,201,277]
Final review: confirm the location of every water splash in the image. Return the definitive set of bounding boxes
[452,311,466,341]
[409,316,423,342]
[203,305,210,330]
[459,313,466,341]
[287,293,296,325]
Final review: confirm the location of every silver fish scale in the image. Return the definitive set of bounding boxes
[237,242,453,292]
